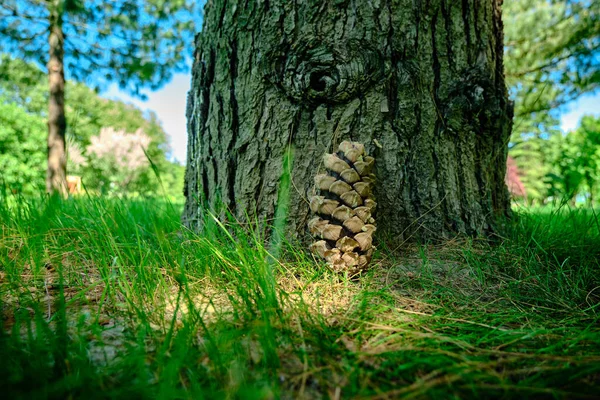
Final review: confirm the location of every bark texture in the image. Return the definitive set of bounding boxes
[46,1,68,197]
[183,0,513,243]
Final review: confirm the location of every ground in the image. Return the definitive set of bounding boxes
[1,197,599,398]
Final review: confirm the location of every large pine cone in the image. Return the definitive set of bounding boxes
[308,141,376,275]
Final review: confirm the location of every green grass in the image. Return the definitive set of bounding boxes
[1,196,599,399]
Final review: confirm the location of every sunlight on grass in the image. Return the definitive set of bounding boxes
[1,196,599,398]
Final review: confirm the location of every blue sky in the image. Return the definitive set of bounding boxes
[559,93,600,132]
[105,77,600,165]
[105,73,191,164]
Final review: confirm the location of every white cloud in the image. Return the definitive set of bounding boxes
[560,93,600,133]
[103,73,190,164]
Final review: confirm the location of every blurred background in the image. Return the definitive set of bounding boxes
[0,0,598,205]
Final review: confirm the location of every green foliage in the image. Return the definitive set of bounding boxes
[0,55,167,147]
[507,114,600,205]
[0,102,46,195]
[0,55,184,199]
[0,0,197,195]
[553,116,600,203]
[0,197,598,398]
[504,0,599,116]
[504,0,600,204]
[159,162,186,200]
[0,0,199,97]
[508,115,560,204]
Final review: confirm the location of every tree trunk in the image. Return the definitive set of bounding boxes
[183,0,513,244]
[46,1,68,197]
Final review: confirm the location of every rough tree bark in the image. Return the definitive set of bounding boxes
[183,0,513,243]
[46,1,68,197]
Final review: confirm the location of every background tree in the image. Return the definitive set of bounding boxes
[575,116,600,204]
[85,127,152,195]
[0,0,198,195]
[552,116,600,204]
[504,0,599,117]
[507,115,560,205]
[183,0,513,242]
[505,156,526,199]
[504,0,599,203]
[0,55,185,199]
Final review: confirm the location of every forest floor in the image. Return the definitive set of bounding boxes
[0,196,599,399]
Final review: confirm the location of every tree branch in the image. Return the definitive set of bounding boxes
[507,43,600,78]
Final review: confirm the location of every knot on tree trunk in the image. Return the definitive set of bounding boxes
[265,39,385,105]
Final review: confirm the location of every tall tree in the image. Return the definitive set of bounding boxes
[503,0,599,203]
[0,55,184,198]
[0,0,198,195]
[504,0,599,118]
[553,116,600,204]
[47,0,67,195]
[183,0,513,242]
[508,113,560,205]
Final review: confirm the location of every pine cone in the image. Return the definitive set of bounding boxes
[308,141,376,275]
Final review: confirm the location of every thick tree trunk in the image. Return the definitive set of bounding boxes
[183,0,513,244]
[46,2,68,197]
